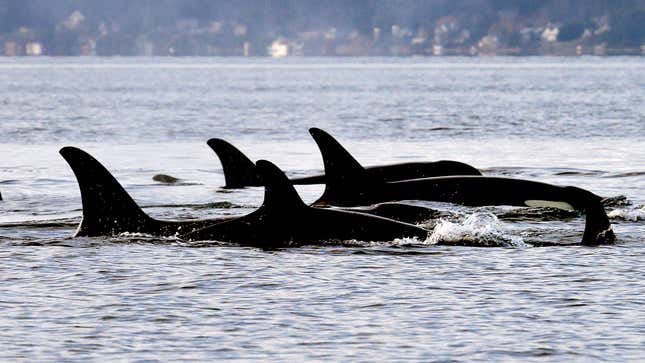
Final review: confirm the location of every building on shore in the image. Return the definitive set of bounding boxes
[25,42,43,56]
[3,41,19,56]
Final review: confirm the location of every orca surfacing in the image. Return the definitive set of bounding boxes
[180,160,429,245]
[60,147,225,237]
[308,128,615,245]
[207,128,481,189]
[60,147,428,246]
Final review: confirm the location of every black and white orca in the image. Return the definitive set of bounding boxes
[60,147,428,246]
[308,128,615,245]
[207,130,480,189]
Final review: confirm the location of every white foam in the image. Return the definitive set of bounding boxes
[608,206,645,221]
[117,232,156,238]
[392,236,425,246]
[117,231,183,240]
[338,236,424,247]
[426,212,527,248]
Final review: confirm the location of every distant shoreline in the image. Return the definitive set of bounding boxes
[1,53,644,58]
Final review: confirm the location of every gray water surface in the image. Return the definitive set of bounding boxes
[0,57,644,361]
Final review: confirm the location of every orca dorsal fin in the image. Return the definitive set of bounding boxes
[207,138,260,188]
[59,147,156,237]
[309,128,366,179]
[309,128,374,206]
[255,160,308,211]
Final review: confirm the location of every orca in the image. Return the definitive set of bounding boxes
[207,131,480,189]
[206,138,262,188]
[60,147,428,245]
[179,160,429,245]
[207,136,439,224]
[60,147,227,237]
[309,128,615,245]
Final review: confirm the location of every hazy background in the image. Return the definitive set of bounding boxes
[1,0,643,56]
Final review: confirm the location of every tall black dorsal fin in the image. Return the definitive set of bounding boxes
[309,128,374,206]
[59,147,157,237]
[309,128,366,180]
[207,138,260,188]
[255,160,308,211]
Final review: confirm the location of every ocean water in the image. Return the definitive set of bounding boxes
[0,57,644,361]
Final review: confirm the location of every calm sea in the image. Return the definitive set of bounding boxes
[0,57,644,361]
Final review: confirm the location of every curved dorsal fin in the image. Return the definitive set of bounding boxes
[309,128,366,180]
[59,147,156,237]
[255,160,307,211]
[207,138,260,188]
[309,128,374,206]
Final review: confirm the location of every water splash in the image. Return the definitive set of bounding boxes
[391,236,425,246]
[608,206,645,221]
[117,232,156,238]
[331,236,425,248]
[116,232,183,242]
[427,212,527,248]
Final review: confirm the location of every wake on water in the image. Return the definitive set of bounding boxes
[1,212,536,248]
[608,206,645,222]
[361,212,527,248]
[426,212,527,248]
[9,203,635,248]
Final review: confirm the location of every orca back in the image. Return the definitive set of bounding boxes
[181,160,428,245]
